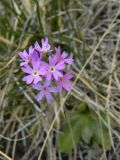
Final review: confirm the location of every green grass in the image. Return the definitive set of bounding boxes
[0,0,120,160]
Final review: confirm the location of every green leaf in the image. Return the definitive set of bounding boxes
[81,125,93,143]
[58,113,81,153]
[80,114,95,143]
[58,112,95,152]
[77,102,87,113]
[78,112,96,144]
[58,109,114,153]
[93,124,112,150]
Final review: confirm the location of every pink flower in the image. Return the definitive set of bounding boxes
[57,71,73,92]
[34,38,51,58]
[19,37,74,103]
[32,81,57,103]
[18,46,37,66]
[45,56,65,81]
[21,59,46,84]
[55,46,74,64]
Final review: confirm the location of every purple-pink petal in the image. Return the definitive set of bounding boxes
[41,38,51,52]
[62,81,72,91]
[21,65,33,74]
[55,62,65,70]
[20,62,27,66]
[42,37,48,45]
[33,76,42,84]
[46,72,52,80]
[29,46,34,55]
[64,58,74,64]
[49,56,55,66]
[45,37,48,43]
[18,52,24,59]
[48,87,57,93]
[34,41,41,51]
[18,50,28,60]
[57,82,63,92]
[36,92,44,101]
[31,51,39,61]
[22,75,34,84]
[64,71,73,80]
[62,51,68,58]
[32,60,40,70]
[38,68,46,76]
[45,93,53,103]
[32,83,42,90]
[44,80,51,87]
[41,39,45,44]
[55,46,61,55]
[53,71,62,80]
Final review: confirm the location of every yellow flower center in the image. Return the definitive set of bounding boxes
[43,50,46,57]
[33,71,38,77]
[50,67,55,72]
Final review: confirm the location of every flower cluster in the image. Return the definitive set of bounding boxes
[18,38,73,103]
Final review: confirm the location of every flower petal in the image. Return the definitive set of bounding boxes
[52,54,59,64]
[33,76,42,84]
[64,58,74,64]
[29,46,34,55]
[34,41,41,51]
[62,81,72,91]
[48,87,57,93]
[32,59,40,70]
[55,62,65,70]
[62,51,68,58]
[38,68,46,76]
[57,82,63,92]
[53,71,62,81]
[21,65,33,74]
[45,93,53,103]
[36,91,44,101]
[22,75,34,84]
[45,37,48,43]
[46,72,52,81]
[20,62,28,66]
[32,83,42,90]
[44,80,51,87]
[55,46,61,55]
[31,51,39,61]
[64,71,73,80]
[41,38,45,45]
[49,56,54,66]
[18,50,28,60]
[46,44,51,51]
